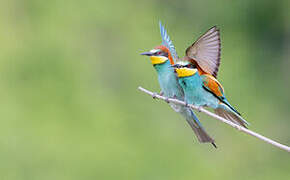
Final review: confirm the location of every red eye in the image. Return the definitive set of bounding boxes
[157,51,162,55]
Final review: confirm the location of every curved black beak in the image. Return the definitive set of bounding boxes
[140,52,153,56]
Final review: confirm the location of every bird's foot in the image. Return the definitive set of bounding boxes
[165,97,170,103]
[197,106,202,112]
[152,92,158,100]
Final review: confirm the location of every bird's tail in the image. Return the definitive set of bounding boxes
[215,103,249,128]
[182,108,216,147]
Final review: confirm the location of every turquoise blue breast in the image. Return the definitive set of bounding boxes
[178,74,219,108]
[153,61,183,100]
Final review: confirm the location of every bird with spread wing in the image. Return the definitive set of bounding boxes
[180,26,248,128]
[140,22,226,147]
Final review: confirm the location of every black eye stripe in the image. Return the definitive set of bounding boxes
[177,64,196,68]
[154,51,168,57]
[154,51,160,55]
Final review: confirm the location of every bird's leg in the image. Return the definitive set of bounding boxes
[159,91,164,96]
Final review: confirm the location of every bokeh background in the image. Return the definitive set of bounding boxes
[0,0,289,179]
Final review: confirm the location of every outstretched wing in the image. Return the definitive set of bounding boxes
[185,26,221,77]
[159,21,178,63]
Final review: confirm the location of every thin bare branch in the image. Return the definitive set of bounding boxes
[138,86,290,152]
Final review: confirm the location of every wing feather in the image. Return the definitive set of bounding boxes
[159,21,178,63]
[201,75,224,98]
[185,26,221,77]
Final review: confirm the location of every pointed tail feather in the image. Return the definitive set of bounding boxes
[215,107,249,128]
[183,108,216,147]
[191,125,217,148]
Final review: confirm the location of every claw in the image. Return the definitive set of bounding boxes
[152,92,158,99]
[197,106,202,112]
[165,97,170,103]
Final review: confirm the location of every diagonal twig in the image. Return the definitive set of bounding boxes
[138,86,290,153]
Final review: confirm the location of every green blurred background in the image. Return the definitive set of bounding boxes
[0,0,289,179]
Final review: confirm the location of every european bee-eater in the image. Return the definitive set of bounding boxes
[141,22,216,147]
[173,61,249,128]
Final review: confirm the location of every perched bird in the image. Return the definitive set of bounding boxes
[173,61,249,128]
[140,22,216,147]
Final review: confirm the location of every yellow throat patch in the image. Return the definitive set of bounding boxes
[150,56,167,65]
[175,68,197,77]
